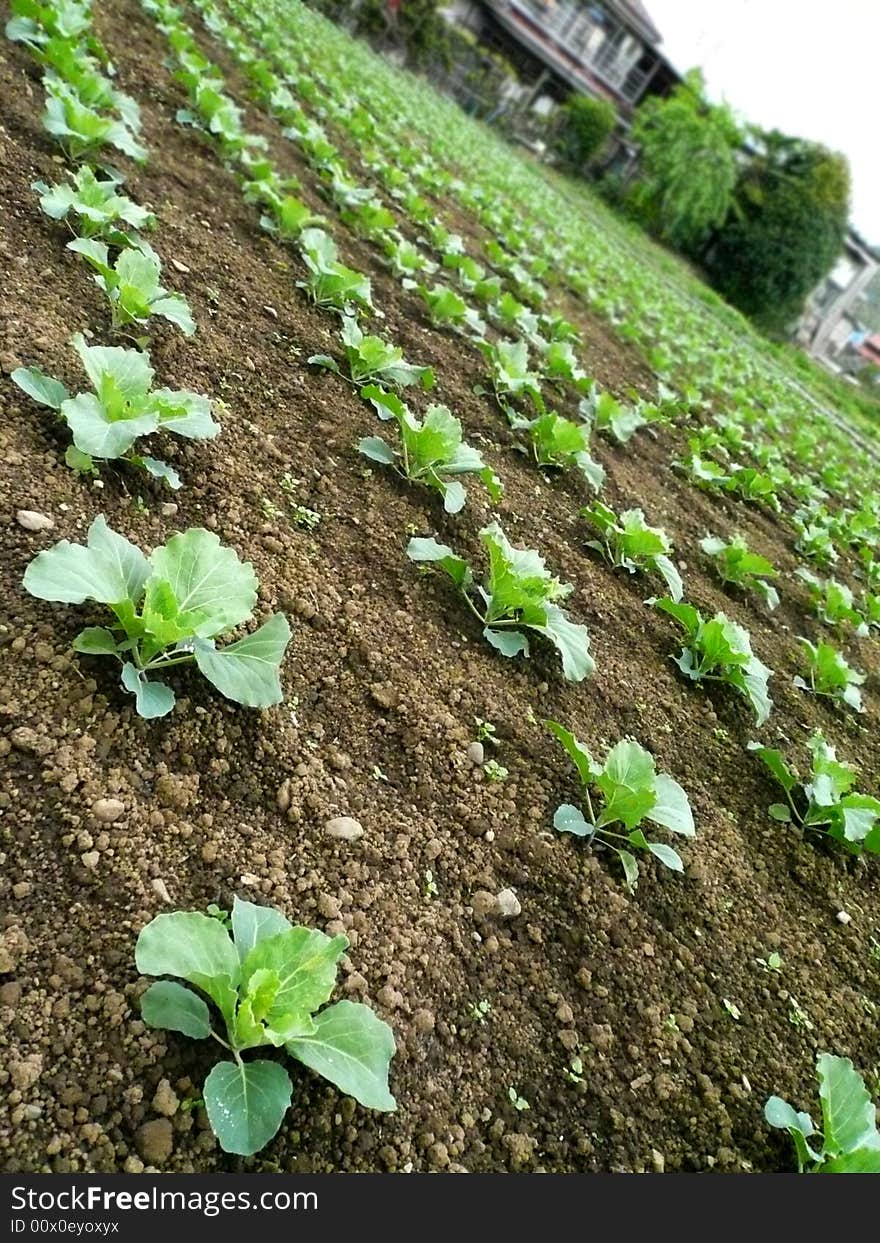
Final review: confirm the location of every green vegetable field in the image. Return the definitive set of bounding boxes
[2,0,879,1174]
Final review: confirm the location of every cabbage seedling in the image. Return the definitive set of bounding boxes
[795,570,866,634]
[514,412,604,492]
[136,897,396,1155]
[67,238,195,335]
[12,333,218,486]
[358,400,501,513]
[33,167,155,245]
[584,502,682,600]
[310,316,433,390]
[547,721,694,890]
[794,638,864,713]
[407,523,593,681]
[23,519,290,718]
[41,78,146,163]
[748,732,880,855]
[765,1054,880,1172]
[297,228,373,316]
[700,534,778,610]
[651,598,773,725]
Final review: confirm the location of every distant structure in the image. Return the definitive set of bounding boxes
[795,228,880,364]
[443,0,680,115]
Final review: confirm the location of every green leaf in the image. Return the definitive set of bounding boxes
[193,613,291,708]
[148,529,257,638]
[152,295,196,336]
[231,897,292,963]
[647,841,684,872]
[406,536,470,588]
[286,1000,397,1112]
[545,719,599,786]
[121,663,176,720]
[648,772,695,836]
[141,980,212,1039]
[817,1053,880,1158]
[618,850,640,891]
[769,803,792,822]
[11,366,69,410]
[63,392,159,458]
[747,742,796,793]
[596,739,657,830]
[240,927,349,1032]
[203,1059,292,1156]
[553,803,593,837]
[71,333,154,400]
[72,626,119,656]
[483,627,529,658]
[534,605,594,682]
[24,516,150,606]
[358,436,396,465]
[136,911,239,1025]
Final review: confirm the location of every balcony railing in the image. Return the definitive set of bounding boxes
[498,0,653,103]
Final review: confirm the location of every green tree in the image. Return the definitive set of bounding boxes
[555,94,617,173]
[628,70,742,252]
[706,130,851,332]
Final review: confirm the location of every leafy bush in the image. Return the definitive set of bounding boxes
[749,732,880,855]
[136,897,396,1155]
[794,638,864,713]
[67,239,195,335]
[584,502,682,600]
[478,339,543,413]
[310,316,433,389]
[23,519,290,718]
[628,71,741,252]
[765,1054,880,1172]
[358,390,501,512]
[652,598,773,724]
[12,333,218,484]
[547,721,694,890]
[706,134,850,332]
[700,534,778,610]
[555,95,616,172]
[407,523,593,681]
[259,194,325,240]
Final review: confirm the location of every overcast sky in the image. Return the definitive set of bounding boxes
[649,0,877,241]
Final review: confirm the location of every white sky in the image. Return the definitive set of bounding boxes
[648,0,878,240]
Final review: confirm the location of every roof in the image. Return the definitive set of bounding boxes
[608,0,662,45]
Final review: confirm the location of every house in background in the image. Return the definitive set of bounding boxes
[795,228,880,363]
[442,0,680,118]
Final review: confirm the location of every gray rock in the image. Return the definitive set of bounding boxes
[93,797,124,823]
[325,816,364,841]
[496,888,522,918]
[16,509,54,532]
[466,741,485,765]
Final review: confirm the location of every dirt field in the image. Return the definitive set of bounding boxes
[1,0,878,1174]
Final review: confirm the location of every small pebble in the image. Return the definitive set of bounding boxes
[16,509,54,532]
[325,816,364,841]
[836,910,852,925]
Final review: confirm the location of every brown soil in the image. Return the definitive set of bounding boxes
[0,2,878,1176]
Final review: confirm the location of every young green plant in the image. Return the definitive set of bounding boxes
[407,523,593,681]
[748,732,880,856]
[652,599,773,725]
[23,519,290,718]
[584,502,683,600]
[765,1053,880,1172]
[136,897,396,1155]
[547,721,694,890]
